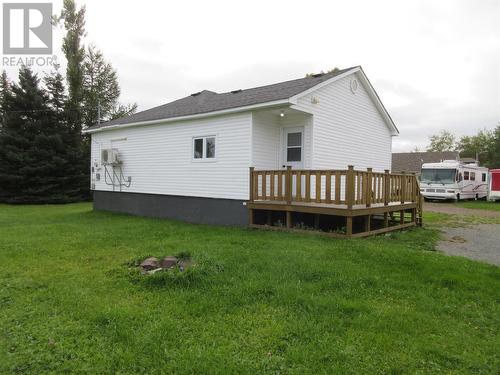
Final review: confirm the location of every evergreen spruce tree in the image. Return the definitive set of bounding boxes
[0,70,11,130]
[0,0,137,203]
[0,67,83,203]
[45,66,87,200]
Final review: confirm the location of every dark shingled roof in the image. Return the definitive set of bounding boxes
[88,67,358,131]
[392,151,459,173]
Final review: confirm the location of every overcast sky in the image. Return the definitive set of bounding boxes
[3,0,499,151]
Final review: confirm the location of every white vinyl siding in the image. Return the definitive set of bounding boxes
[251,110,312,169]
[251,111,280,169]
[295,72,393,172]
[91,112,251,200]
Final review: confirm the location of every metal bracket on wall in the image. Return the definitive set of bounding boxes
[103,164,132,192]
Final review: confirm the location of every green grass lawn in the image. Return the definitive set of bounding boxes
[455,200,500,211]
[0,204,499,374]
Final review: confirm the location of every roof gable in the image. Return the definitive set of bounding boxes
[289,67,399,135]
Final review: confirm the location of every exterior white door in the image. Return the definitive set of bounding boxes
[282,127,304,169]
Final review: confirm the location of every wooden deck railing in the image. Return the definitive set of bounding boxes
[249,165,421,209]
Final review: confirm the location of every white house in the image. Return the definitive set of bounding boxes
[85,66,399,226]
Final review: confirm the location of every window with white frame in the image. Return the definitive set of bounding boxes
[286,132,302,162]
[193,136,216,160]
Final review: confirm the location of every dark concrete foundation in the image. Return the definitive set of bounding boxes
[93,191,248,226]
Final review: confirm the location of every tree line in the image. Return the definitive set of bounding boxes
[0,0,136,203]
[427,125,500,168]
[425,127,500,168]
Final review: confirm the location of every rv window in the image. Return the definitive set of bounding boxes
[470,172,475,181]
[193,136,216,160]
[457,172,462,182]
[464,171,469,180]
[421,169,456,184]
[482,173,486,182]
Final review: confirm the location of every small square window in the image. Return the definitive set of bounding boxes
[193,136,216,161]
[464,171,469,180]
[470,172,475,181]
[482,173,487,182]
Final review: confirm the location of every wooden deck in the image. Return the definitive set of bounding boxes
[248,166,423,237]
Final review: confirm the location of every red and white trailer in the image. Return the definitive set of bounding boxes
[488,169,500,201]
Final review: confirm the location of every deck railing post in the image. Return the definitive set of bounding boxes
[401,171,406,204]
[418,193,424,226]
[366,167,372,208]
[384,169,390,206]
[411,173,417,202]
[346,165,354,209]
[249,167,255,202]
[286,166,292,204]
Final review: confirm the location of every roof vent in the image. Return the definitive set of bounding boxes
[311,73,324,78]
[231,89,242,94]
[191,91,202,97]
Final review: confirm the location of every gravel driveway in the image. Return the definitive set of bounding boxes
[424,202,500,266]
[437,224,500,266]
[425,202,500,218]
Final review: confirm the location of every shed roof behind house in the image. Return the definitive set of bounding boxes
[458,157,478,164]
[88,67,358,131]
[392,151,459,173]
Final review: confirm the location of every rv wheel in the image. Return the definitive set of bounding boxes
[475,193,479,200]
[456,194,460,201]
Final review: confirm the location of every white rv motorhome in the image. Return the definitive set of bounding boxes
[420,160,488,201]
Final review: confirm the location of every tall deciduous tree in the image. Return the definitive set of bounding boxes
[54,0,86,132]
[426,127,500,167]
[110,103,138,120]
[493,125,500,168]
[457,128,496,167]
[427,130,457,152]
[82,46,137,127]
[54,0,90,199]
